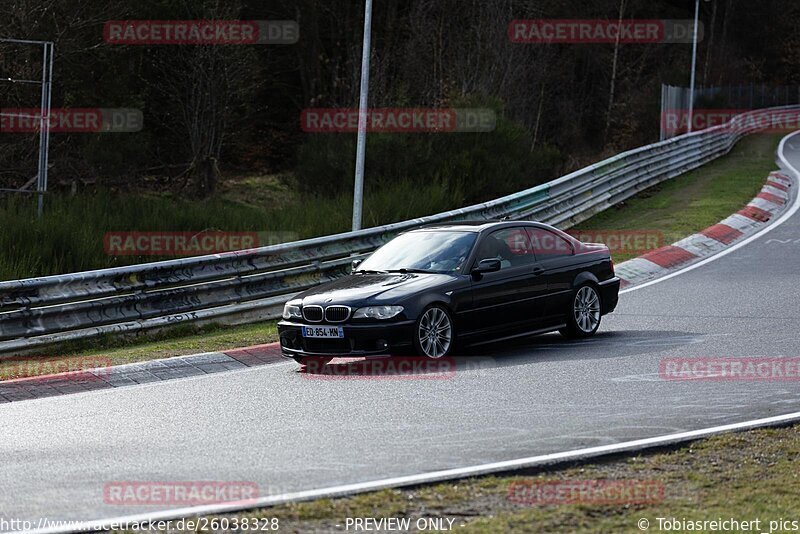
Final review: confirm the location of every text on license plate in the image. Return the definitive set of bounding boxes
[302,326,344,338]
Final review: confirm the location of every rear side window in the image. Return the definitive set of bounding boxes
[474,227,536,270]
[526,227,573,259]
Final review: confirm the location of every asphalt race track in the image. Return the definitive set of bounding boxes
[1,133,799,531]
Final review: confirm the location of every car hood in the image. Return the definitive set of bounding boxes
[297,273,456,306]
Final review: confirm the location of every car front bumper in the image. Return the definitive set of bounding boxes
[277,319,416,358]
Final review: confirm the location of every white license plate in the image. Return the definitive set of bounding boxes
[302,326,344,339]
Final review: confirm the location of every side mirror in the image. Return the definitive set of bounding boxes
[351,259,363,271]
[472,258,501,275]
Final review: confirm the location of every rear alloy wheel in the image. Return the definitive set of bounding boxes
[414,305,454,359]
[560,284,601,338]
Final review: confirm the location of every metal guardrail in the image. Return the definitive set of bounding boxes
[1,106,797,354]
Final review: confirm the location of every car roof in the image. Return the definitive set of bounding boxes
[411,220,549,233]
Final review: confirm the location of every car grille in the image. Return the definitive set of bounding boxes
[325,305,351,323]
[302,305,323,322]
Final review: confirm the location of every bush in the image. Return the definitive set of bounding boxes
[293,96,563,204]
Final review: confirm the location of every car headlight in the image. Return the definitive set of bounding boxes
[282,301,303,320]
[352,305,404,320]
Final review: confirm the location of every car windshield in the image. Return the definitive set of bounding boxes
[356,231,477,274]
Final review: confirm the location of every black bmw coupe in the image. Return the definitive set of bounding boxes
[278,221,620,365]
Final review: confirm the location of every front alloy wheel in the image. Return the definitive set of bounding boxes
[414,305,454,359]
[560,284,601,338]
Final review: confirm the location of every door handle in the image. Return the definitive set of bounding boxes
[532,267,544,276]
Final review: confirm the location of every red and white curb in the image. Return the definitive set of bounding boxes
[615,171,794,288]
[0,343,285,403]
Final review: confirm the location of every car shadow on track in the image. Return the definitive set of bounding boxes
[296,329,705,377]
[456,329,706,369]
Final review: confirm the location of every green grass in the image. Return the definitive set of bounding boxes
[0,177,464,281]
[574,133,783,262]
[161,423,800,533]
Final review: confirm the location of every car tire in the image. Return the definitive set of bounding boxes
[559,283,602,339]
[296,356,333,372]
[413,304,455,359]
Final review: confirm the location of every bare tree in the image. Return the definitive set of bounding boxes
[604,0,625,142]
[147,0,257,197]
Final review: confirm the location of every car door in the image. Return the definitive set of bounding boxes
[526,226,579,324]
[463,227,549,338]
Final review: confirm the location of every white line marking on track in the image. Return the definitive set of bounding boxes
[32,410,800,534]
[621,130,800,294]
